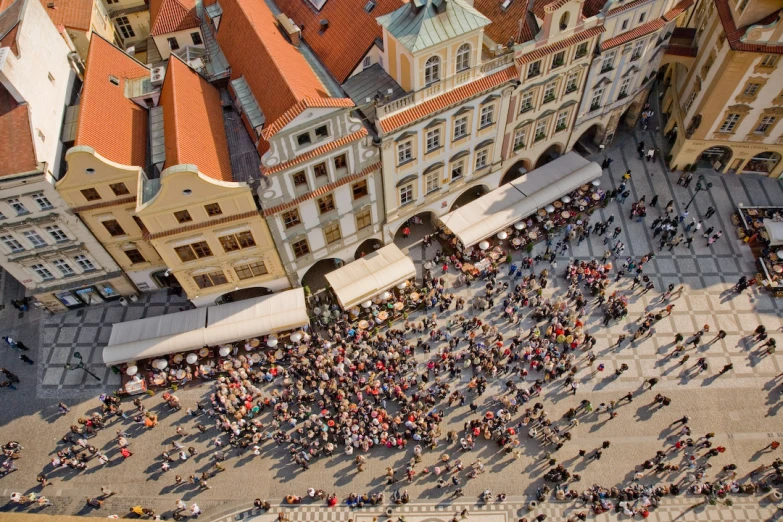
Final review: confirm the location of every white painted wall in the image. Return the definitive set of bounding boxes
[152,27,204,60]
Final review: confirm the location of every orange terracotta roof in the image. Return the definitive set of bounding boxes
[600,18,664,50]
[160,56,233,182]
[211,0,330,154]
[40,0,92,32]
[665,44,697,57]
[473,0,537,45]
[150,0,199,36]
[716,0,783,54]
[261,97,356,140]
[0,87,38,177]
[379,65,518,134]
[274,0,404,84]
[583,0,608,17]
[146,209,260,240]
[263,162,381,216]
[75,35,149,168]
[517,25,605,64]
[607,0,650,16]
[261,128,367,176]
[662,0,692,21]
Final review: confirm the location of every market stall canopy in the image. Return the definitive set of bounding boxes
[325,244,416,309]
[204,289,309,346]
[763,219,783,247]
[439,152,601,248]
[102,289,308,366]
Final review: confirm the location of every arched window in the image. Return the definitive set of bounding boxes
[456,44,471,72]
[559,12,570,30]
[425,56,441,85]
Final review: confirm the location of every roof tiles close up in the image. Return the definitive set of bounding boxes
[517,25,605,64]
[40,0,93,32]
[261,128,368,176]
[599,18,664,50]
[261,97,356,140]
[473,0,537,45]
[150,0,200,36]
[0,86,38,177]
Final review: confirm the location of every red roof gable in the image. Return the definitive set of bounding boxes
[517,25,605,64]
[474,0,536,45]
[0,86,38,177]
[150,0,200,36]
[716,0,783,55]
[40,0,93,32]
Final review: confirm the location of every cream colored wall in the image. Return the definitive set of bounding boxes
[412,34,481,91]
[152,28,204,60]
[136,166,285,301]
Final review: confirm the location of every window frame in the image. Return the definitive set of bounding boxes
[204,203,222,217]
[479,105,495,128]
[30,263,54,280]
[399,184,414,206]
[109,182,130,196]
[292,238,310,258]
[456,44,471,72]
[193,270,228,289]
[45,225,68,242]
[397,141,413,165]
[323,222,342,244]
[282,209,302,229]
[513,127,528,150]
[234,261,268,280]
[426,128,442,152]
[1,234,24,252]
[32,192,53,210]
[475,149,488,170]
[719,113,741,133]
[52,258,75,276]
[174,210,193,224]
[124,248,146,264]
[352,179,369,200]
[356,208,372,230]
[425,55,441,85]
[80,188,102,202]
[424,170,439,194]
[101,219,126,237]
[317,194,336,214]
[24,230,46,247]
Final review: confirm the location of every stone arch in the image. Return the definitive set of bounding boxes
[500,158,532,186]
[354,238,383,259]
[301,258,347,295]
[574,123,605,151]
[450,184,490,211]
[695,146,732,170]
[215,286,273,305]
[535,143,564,168]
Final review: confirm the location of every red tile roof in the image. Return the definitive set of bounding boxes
[261,97,356,140]
[600,17,664,50]
[665,44,697,57]
[160,56,233,182]
[146,209,261,240]
[150,0,200,36]
[607,0,650,16]
[261,128,367,176]
[40,0,93,32]
[263,162,381,216]
[210,0,331,154]
[716,0,783,55]
[0,0,24,56]
[274,0,403,84]
[583,0,608,17]
[662,0,692,21]
[473,0,536,45]
[0,87,38,177]
[379,65,519,134]
[75,35,149,168]
[517,25,605,64]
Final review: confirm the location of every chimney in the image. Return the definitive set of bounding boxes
[319,19,329,32]
[275,13,301,46]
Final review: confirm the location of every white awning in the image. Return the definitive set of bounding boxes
[439,152,601,247]
[102,289,309,366]
[204,289,309,346]
[764,219,783,246]
[325,244,416,309]
[103,307,208,366]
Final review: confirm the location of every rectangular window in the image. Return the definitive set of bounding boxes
[315,125,329,139]
[565,72,579,93]
[761,55,778,68]
[53,259,75,276]
[314,163,328,178]
[124,248,145,264]
[293,171,307,187]
[191,31,202,45]
[115,16,135,39]
[590,88,603,110]
[218,235,240,252]
[356,208,372,230]
[756,116,776,134]
[318,194,335,214]
[601,51,616,72]
[109,182,130,196]
[556,111,569,131]
[513,127,527,150]
[174,241,213,262]
[45,225,68,242]
[282,209,301,228]
[543,82,556,103]
[292,239,310,258]
[236,231,255,248]
[684,89,697,111]
[7,198,28,214]
[400,184,414,206]
[31,263,54,280]
[352,179,368,200]
[619,76,631,96]
[1,235,23,252]
[80,188,101,202]
[323,222,341,244]
[719,113,740,133]
[535,119,548,140]
[218,231,255,252]
[520,91,534,112]
[167,37,180,50]
[204,203,222,216]
[453,116,468,140]
[631,40,645,61]
[475,150,488,170]
[743,83,761,96]
[397,141,413,164]
[32,193,53,210]
[426,128,441,152]
[621,19,629,30]
[74,254,95,271]
[527,60,541,78]
[193,270,227,289]
[451,160,464,181]
[639,12,646,22]
[479,105,494,127]
[334,154,347,172]
[23,230,46,247]
[174,245,197,262]
[425,171,439,194]
[174,210,192,223]
[575,42,588,58]
[234,261,268,280]
[363,56,372,68]
[297,133,312,146]
[551,51,565,68]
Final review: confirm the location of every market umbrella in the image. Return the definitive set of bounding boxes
[545,204,555,213]
[514,222,526,230]
[561,196,572,204]
[219,346,231,357]
[497,231,508,240]
[381,291,392,301]
[267,338,278,347]
[362,300,373,308]
[592,179,601,187]
[126,365,138,376]
[397,282,407,290]
[186,353,198,364]
[154,359,168,370]
[479,241,490,250]
[290,332,303,343]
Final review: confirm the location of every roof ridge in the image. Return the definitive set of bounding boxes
[165,54,183,167]
[151,0,199,35]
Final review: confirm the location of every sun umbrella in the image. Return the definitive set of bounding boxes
[186,353,198,364]
[479,241,490,250]
[497,231,508,240]
[126,365,138,376]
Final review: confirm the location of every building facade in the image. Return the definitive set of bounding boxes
[662,0,783,178]
[101,0,151,61]
[41,0,117,60]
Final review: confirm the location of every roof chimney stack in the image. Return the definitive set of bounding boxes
[275,13,301,46]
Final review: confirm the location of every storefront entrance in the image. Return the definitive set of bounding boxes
[742,152,781,175]
[55,283,121,309]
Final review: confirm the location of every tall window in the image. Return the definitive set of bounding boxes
[75,255,95,271]
[314,163,328,178]
[115,16,135,39]
[400,184,414,206]
[684,89,697,111]
[756,116,776,134]
[631,40,645,61]
[109,182,130,196]
[101,219,125,237]
[480,105,494,127]
[124,248,145,264]
[520,91,534,112]
[293,171,307,188]
[743,83,761,96]
[53,259,75,276]
[535,119,548,140]
[454,116,468,140]
[333,154,348,172]
[234,262,268,280]
[451,160,464,181]
[191,32,203,45]
[456,44,470,72]
[31,263,54,280]
[565,72,579,93]
[7,198,28,215]
[1,235,23,252]
[619,77,631,97]
[556,111,569,131]
[513,127,528,150]
[292,239,310,258]
[45,225,68,242]
[318,194,336,214]
[551,51,565,68]
[323,222,341,244]
[32,193,53,210]
[193,270,227,289]
[527,61,541,78]
[397,141,412,164]
[352,180,368,200]
[590,88,604,109]
[600,51,616,72]
[425,56,441,85]
[575,42,588,58]
[425,171,439,194]
[356,208,372,230]
[543,82,556,103]
[719,113,740,133]
[23,230,46,247]
[174,241,213,262]
[761,54,778,68]
[426,128,441,152]
[168,37,180,50]
[282,209,301,228]
[475,149,488,170]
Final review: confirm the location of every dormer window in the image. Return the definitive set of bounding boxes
[425,56,441,85]
[456,44,471,72]
[559,12,569,31]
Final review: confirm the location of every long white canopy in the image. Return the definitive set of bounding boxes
[102,288,308,366]
[439,152,601,247]
[763,219,783,247]
[325,244,416,309]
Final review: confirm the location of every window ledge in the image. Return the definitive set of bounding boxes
[478,122,495,131]
[425,145,444,155]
